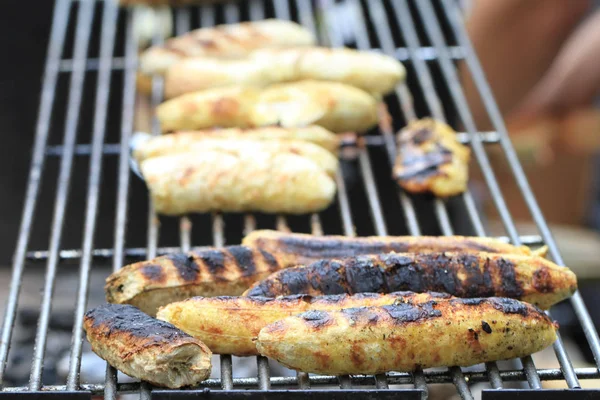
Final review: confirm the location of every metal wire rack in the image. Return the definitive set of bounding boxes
[1,0,599,399]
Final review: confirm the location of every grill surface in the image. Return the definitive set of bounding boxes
[1,0,599,399]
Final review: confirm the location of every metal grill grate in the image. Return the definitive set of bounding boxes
[1,0,599,399]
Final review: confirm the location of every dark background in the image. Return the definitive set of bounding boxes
[0,1,54,262]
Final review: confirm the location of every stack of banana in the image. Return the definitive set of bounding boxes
[133,19,407,215]
[85,230,576,387]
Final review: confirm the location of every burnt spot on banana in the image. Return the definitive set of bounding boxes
[481,321,492,334]
[382,254,426,293]
[382,302,442,324]
[341,307,380,325]
[169,253,200,282]
[447,254,495,297]
[227,246,256,277]
[278,270,312,295]
[459,298,486,306]
[195,249,226,276]
[309,293,350,304]
[307,260,347,294]
[345,257,388,294]
[85,304,191,341]
[487,298,531,317]
[259,248,280,272]
[495,258,524,298]
[532,267,554,293]
[245,281,275,297]
[396,143,453,182]
[270,236,410,260]
[299,310,333,329]
[141,264,166,283]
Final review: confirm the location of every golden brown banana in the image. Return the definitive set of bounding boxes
[243,252,577,309]
[164,46,405,98]
[135,127,340,157]
[105,246,290,315]
[394,118,470,197]
[139,19,315,76]
[140,150,336,215]
[156,80,379,133]
[242,229,547,267]
[256,297,557,375]
[156,291,451,356]
[134,137,338,177]
[83,304,212,388]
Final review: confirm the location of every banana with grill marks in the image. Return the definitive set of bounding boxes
[243,252,577,309]
[141,150,336,215]
[242,229,548,266]
[139,19,315,76]
[394,118,470,197]
[84,304,212,388]
[133,126,341,157]
[256,297,557,375]
[164,46,405,98]
[135,138,338,177]
[105,246,288,315]
[107,233,556,314]
[156,80,379,133]
[157,291,451,356]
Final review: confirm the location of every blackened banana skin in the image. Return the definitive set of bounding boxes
[83,304,212,388]
[244,251,577,309]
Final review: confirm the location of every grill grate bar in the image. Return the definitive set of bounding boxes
[249,0,265,21]
[0,0,71,386]
[27,0,96,391]
[199,3,215,27]
[56,46,464,72]
[104,5,138,400]
[4,367,598,394]
[441,0,600,375]
[65,0,119,390]
[136,11,168,400]
[42,133,523,158]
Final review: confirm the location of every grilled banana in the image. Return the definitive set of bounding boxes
[156,80,379,133]
[256,297,557,375]
[242,229,548,266]
[394,118,470,197]
[243,252,577,309]
[83,304,212,388]
[135,127,340,158]
[139,19,315,76]
[164,46,405,98]
[140,150,336,215]
[134,138,338,177]
[156,291,451,356]
[105,246,290,315]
